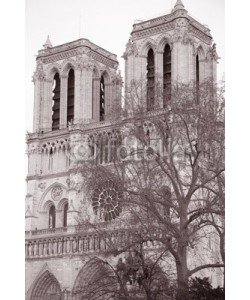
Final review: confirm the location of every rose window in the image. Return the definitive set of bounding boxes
[92,181,122,221]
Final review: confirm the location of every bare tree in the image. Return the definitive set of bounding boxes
[74,239,175,300]
[75,79,225,300]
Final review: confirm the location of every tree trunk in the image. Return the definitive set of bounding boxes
[176,206,190,300]
[176,256,190,300]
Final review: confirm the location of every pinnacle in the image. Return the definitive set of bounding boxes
[43,35,52,49]
[173,0,185,10]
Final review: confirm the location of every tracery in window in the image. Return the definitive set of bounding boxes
[92,181,122,221]
[63,202,68,227]
[52,73,60,131]
[49,205,56,228]
[196,54,200,102]
[147,49,155,111]
[100,75,105,121]
[67,69,75,125]
[163,44,171,107]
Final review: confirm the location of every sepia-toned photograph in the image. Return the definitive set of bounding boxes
[24,0,225,299]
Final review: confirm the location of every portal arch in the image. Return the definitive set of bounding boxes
[30,270,62,300]
[72,257,116,300]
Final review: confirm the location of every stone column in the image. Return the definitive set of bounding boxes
[60,75,68,129]
[92,77,100,122]
[32,75,43,132]
[56,209,63,228]
[105,82,113,118]
[82,65,94,121]
[189,44,196,82]
[171,42,178,82]
[73,67,82,124]
[212,57,217,84]
[43,78,53,131]
[199,57,206,83]
[138,55,147,109]
[155,50,164,108]
[112,73,122,113]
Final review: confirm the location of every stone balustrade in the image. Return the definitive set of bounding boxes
[25,226,162,259]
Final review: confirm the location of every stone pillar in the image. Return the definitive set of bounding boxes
[212,57,217,84]
[172,41,190,83]
[92,77,100,122]
[56,209,63,228]
[112,73,122,113]
[27,142,40,176]
[32,76,43,132]
[105,82,113,118]
[25,196,37,231]
[139,55,147,109]
[43,78,53,131]
[171,42,178,82]
[60,75,68,129]
[199,57,206,83]
[188,43,195,83]
[155,50,164,108]
[73,67,82,124]
[82,66,94,121]
[139,55,147,82]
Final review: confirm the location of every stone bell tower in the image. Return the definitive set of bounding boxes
[123,0,219,109]
[32,37,122,133]
[25,37,123,298]
[26,37,122,232]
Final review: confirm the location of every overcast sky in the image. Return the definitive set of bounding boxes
[25,0,225,131]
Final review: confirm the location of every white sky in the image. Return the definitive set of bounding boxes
[25,0,225,131]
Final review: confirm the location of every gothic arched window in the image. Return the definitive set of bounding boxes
[67,69,75,125]
[63,202,68,227]
[196,54,200,102]
[52,73,60,131]
[100,75,105,121]
[147,49,155,111]
[163,44,171,107]
[48,205,56,229]
[196,54,200,85]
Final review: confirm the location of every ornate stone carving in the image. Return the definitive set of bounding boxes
[66,172,84,193]
[51,185,63,201]
[92,180,122,222]
[33,61,46,82]
[207,43,219,61]
[74,55,95,71]
[189,25,212,45]
[173,18,193,44]
[132,22,175,40]
[38,182,46,191]
[123,38,139,59]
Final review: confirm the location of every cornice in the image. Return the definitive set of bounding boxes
[37,39,118,69]
[26,170,70,182]
[189,24,212,45]
[131,12,212,43]
[132,22,175,40]
[26,128,70,143]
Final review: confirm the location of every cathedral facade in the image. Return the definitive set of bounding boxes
[25,1,220,299]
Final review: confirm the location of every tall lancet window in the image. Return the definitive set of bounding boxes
[63,202,68,227]
[48,205,56,229]
[100,75,105,121]
[147,49,155,111]
[67,69,75,125]
[52,73,60,131]
[196,54,200,102]
[163,44,171,107]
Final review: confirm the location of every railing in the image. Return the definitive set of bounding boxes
[25,227,163,259]
[25,226,69,237]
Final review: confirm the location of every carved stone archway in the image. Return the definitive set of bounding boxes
[30,270,62,300]
[72,258,116,300]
